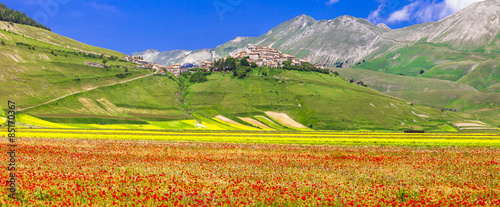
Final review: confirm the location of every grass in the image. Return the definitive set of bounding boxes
[12,68,493,132]
[354,42,486,78]
[0,23,152,111]
[336,67,500,127]
[183,71,474,131]
[0,21,124,57]
[24,76,183,117]
[149,120,199,130]
[254,115,290,131]
[352,41,498,90]
[16,114,75,128]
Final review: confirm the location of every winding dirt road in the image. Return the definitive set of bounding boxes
[18,73,154,112]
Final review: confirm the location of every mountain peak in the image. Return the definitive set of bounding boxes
[336,15,356,20]
[376,23,391,30]
[425,0,500,49]
[144,49,160,53]
[291,14,316,24]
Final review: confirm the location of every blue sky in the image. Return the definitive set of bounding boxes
[2,0,484,54]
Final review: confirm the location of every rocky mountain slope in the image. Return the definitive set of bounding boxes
[135,0,499,68]
[386,0,500,51]
[133,14,396,66]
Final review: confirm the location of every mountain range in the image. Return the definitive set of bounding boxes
[133,0,500,67]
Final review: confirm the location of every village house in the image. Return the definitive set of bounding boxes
[156,69,166,76]
[249,52,259,61]
[167,64,182,77]
[201,61,213,70]
[234,51,248,59]
[122,56,133,62]
[238,45,323,69]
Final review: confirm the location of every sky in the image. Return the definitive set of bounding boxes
[2,0,485,54]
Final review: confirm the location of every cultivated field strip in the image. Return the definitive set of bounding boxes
[9,129,500,146]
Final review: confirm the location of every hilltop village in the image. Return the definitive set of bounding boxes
[122,45,325,77]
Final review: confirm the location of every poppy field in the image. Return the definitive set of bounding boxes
[1,132,500,206]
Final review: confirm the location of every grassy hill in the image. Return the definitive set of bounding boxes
[20,66,480,131]
[337,68,500,127]
[0,21,151,110]
[347,40,499,128]
[352,41,499,90]
[0,21,123,56]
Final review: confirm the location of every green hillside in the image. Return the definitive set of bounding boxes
[348,40,499,127]
[0,21,151,111]
[337,68,500,127]
[352,41,499,90]
[20,66,478,131]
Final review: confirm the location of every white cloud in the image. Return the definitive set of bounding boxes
[444,0,485,12]
[368,0,485,25]
[326,0,340,5]
[387,2,415,23]
[86,2,120,15]
[367,4,384,24]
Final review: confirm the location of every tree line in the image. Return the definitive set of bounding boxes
[0,3,51,31]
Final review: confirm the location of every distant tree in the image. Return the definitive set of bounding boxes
[236,69,247,79]
[239,58,250,66]
[189,71,209,83]
[0,3,51,31]
[420,70,425,75]
[250,62,257,68]
[226,57,237,71]
[102,58,108,66]
[334,62,343,68]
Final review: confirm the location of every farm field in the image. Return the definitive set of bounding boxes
[1,135,499,206]
[6,129,500,146]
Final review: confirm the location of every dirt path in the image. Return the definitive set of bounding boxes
[18,73,154,112]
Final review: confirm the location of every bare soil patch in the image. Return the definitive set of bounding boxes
[265,112,307,129]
